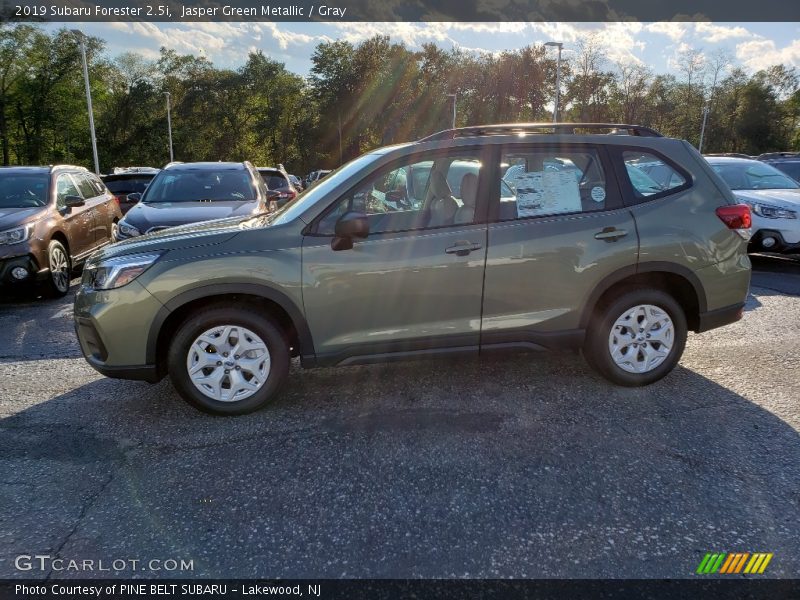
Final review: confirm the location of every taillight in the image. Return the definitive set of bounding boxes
[716,204,752,230]
[113,195,121,206]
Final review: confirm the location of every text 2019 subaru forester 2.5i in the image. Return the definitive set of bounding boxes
[75,124,752,415]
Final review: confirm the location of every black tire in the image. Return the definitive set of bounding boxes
[583,287,687,387]
[167,305,290,415]
[43,240,71,298]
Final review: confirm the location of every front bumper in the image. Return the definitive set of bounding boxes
[0,254,48,287]
[74,279,166,382]
[749,229,800,253]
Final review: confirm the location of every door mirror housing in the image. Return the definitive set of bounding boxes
[332,211,369,251]
[126,192,142,203]
[63,195,85,208]
[335,211,369,239]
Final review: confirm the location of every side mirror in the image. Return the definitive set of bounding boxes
[126,192,142,203]
[64,195,85,208]
[332,211,369,251]
[266,190,281,201]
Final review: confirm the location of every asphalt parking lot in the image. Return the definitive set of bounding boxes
[0,255,798,579]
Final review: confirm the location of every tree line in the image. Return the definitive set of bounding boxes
[1,23,799,175]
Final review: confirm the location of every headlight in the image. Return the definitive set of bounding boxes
[746,201,797,219]
[0,224,33,245]
[84,253,160,290]
[118,222,141,237]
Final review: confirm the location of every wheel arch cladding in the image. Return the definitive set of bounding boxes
[580,263,705,332]
[148,284,316,376]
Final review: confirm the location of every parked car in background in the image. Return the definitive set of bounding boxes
[304,169,332,187]
[288,174,303,192]
[0,165,122,297]
[705,155,800,253]
[75,123,751,415]
[256,166,298,208]
[757,152,800,183]
[101,167,160,215]
[113,162,267,241]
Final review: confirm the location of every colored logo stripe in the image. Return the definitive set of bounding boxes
[744,553,774,574]
[697,552,773,574]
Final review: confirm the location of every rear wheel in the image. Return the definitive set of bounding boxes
[583,288,687,386]
[44,240,71,298]
[167,306,290,415]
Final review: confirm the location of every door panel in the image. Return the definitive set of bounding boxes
[55,174,93,257]
[482,209,638,341]
[74,173,106,248]
[302,225,488,364]
[481,143,639,345]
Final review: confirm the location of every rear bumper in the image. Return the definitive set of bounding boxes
[696,302,745,333]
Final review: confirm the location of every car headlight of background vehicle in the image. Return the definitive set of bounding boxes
[83,253,160,290]
[0,223,33,245]
[746,201,797,219]
[118,221,141,237]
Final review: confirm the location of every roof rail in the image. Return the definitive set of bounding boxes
[757,152,800,160]
[704,153,754,159]
[419,123,663,142]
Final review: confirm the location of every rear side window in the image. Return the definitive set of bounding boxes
[74,173,98,199]
[499,147,610,221]
[104,177,152,194]
[623,151,687,199]
[88,174,107,196]
[260,172,289,190]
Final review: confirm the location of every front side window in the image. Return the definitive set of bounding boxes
[623,151,687,198]
[317,152,484,235]
[499,147,608,221]
[56,174,81,208]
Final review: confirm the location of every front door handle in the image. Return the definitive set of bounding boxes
[594,227,628,242]
[445,241,483,256]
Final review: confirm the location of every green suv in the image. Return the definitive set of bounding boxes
[74,124,752,415]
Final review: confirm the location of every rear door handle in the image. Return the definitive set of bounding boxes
[594,227,628,242]
[445,241,483,256]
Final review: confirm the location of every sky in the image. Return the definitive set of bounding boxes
[50,21,800,78]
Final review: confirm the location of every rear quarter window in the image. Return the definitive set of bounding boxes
[618,150,691,204]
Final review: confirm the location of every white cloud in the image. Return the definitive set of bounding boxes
[645,22,689,42]
[736,38,800,71]
[694,22,754,43]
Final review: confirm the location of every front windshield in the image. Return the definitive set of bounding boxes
[0,173,49,208]
[271,152,387,225]
[710,161,800,191]
[768,162,800,183]
[143,169,257,203]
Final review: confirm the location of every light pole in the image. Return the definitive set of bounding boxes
[447,92,457,129]
[71,30,99,174]
[545,42,563,123]
[164,92,174,162]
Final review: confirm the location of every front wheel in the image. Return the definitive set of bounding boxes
[44,240,71,298]
[583,288,687,386]
[167,306,290,415]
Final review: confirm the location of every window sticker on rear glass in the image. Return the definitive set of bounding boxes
[514,171,582,217]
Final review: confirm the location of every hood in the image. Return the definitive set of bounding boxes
[90,214,267,263]
[0,207,47,230]
[732,189,800,209]
[123,199,262,232]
